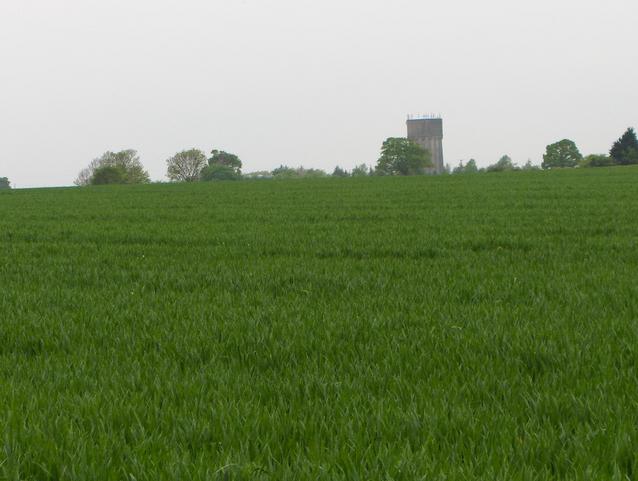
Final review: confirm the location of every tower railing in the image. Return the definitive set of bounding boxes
[407,114,442,120]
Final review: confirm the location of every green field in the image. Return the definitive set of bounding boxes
[1,168,638,480]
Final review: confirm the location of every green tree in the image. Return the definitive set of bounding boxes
[0,177,10,189]
[542,139,582,169]
[486,155,517,173]
[208,150,242,175]
[167,149,207,182]
[76,150,150,186]
[351,164,369,177]
[610,128,638,165]
[299,168,327,178]
[201,164,241,181]
[90,165,128,185]
[521,159,540,171]
[581,154,615,167]
[465,159,479,173]
[271,165,299,178]
[332,166,349,177]
[375,138,432,176]
[452,161,465,174]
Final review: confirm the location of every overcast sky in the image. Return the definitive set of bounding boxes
[1,0,636,187]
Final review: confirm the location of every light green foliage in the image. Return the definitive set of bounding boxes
[375,138,432,175]
[351,164,370,177]
[0,177,10,189]
[521,159,540,171]
[271,166,327,179]
[166,149,208,182]
[2,169,638,479]
[542,139,583,169]
[486,155,517,172]
[581,154,616,168]
[610,127,638,165]
[76,150,150,186]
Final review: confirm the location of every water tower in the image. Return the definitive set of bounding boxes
[407,115,444,174]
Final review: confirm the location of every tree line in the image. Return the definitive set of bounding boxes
[64,125,638,186]
[72,137,433,186]
[452,127,638,174]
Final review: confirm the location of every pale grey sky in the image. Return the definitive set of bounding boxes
[1,0,636,187]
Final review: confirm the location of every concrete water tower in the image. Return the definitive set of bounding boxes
[407,115,444,174]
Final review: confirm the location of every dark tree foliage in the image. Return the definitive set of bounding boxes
[542,139,582,169]
[271,166,299,178]
[610,128,638,165]
[201,150,243,181]
[332,166,349,177]
[0,177,10,189]
[208,150,242,174]
[201,164,241,181]
[375,138,432,176]
[91,165,128,185]
[351,164,369,177]
[582,154,616,168]
[486,155,517,172]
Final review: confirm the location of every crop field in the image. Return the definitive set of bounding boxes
[1,168,638,480]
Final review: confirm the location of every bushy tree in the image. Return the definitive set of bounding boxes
[375,138,432,176]
[91,165,128,185]
[465,159,479,173]
[76,150,150,186]
[581,154,615,167]
[167,149,207,182]
[200,149,243,181]
[201,164,241,181]
[486,155,517,173]
[610,128,638,165]
[351,164,369,177]
[271,165,299,178]
[542,139,582,169]
[208,150,242,175]
[332,166,349,177]
[0,177,10,189]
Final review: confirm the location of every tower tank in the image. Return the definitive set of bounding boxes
[406,115,444,174]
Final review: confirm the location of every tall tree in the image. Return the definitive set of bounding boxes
[542,139,582,169]
[332,166,349,177]
[75,150,150,185]
[610,128,638,165]
[208,150,242,175]
[351,164,369,177]
[166,149,207,182]
[465,159,479,173]
[0,177,10,189]
[200,149,243,181]
[486,155,517,172]
[375,138,432,176]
